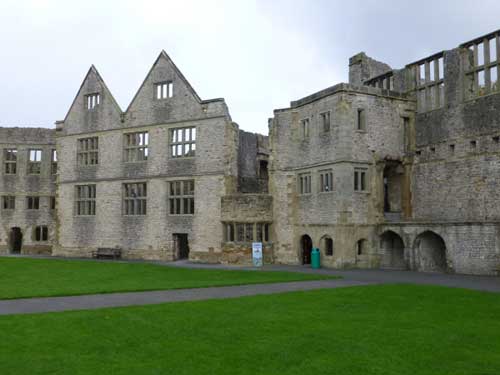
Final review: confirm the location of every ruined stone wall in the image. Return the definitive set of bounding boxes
[237,130,269,193]
[0,127,56,255]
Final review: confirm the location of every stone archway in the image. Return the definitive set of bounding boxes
[414,231,447,272]
[380,231,406,269]
[300,235,313,265]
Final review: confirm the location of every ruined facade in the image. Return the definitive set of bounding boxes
[1,30,500,275]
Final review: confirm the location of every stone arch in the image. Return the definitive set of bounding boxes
[380,230,406,269]
[300,234,313,265]
[413,231,447,272]
[320,235,333,257]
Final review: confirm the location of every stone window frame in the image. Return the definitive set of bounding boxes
[300,118,310,139]
[354,168,368,193]
[75,185,96,216]
[319,169,333,193]
[51,149,57,175]
[462,31,500,99]
[320,111,331,133]
[33,225,49,242]
[50,196,56,211]
[356,239,368,255]
[27,149,42,175]
[3,148,17,175]
[224,222,271,244]
[170,127,196,158]
[365,71,395,90]
[155,81,173,100]
[168,179,195,215]
[77,137,99,166]
[85,93,100,110]
[2,195,15,210]
[26,196,40,210]
[124,131,149,163]
[298,172,312,195]
[123,182,147,216]
[322,235,333,256]
[410,52,445,113]
[356,108,367,132]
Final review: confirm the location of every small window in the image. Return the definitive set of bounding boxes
[2,196,15,210]
[356,239,367,255]
[324,237,333,256]
[34,226,48,242]
[51,149,57,175]
[78,137,99,166]
[415,150,422,156]
[75,185,96,216]
[86,93,100,110]
[124,132,149,162]
[225,223,235,242]
[171,127,196,158]
[430,147,436,153]
[3,149,17,174]
[225,222,270,243]
[319,170,333,192]
[50,196,56,210]
[123,182,147,215]
[156,82,173,99]
[449,144,455,153]
[492,136,499,144]
[28,149,42,174]
[301,119,310,138]
[320,112,331,132]
[26,196,40,210]
[354,169,367,192]
[470,140,477,150]
[357,109,366,131]
[298,173,311,194]
[168,180,195,215]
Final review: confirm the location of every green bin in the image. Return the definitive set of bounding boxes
[311,247,321,269]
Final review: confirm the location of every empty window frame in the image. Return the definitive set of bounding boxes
[324,237,333,256]
[124,132,149,162]
[86,93,100,110]
[26,196,40,210]
[320,111,331,132]
[51,149,57,175]
[28,149,42,174]
[356,239,367,255]
[50,196,56,210]
[365,72,394,90]
[463,32,500,98]
[298,173,312,194]
[34,226,48,242]
[123,182,147,215]
[357,109,366,131]
[3,148,17,174]
[301,118,310,138]
[169,180,195,215]
[224,222,270,243]
[319,170,333,192]
[170,127,196,158]
[75,185,96,216]
[2,196,15,210]
[414,53,445,112]
[156,82,173,99]
[77,137,99,166]
[354,168,367,192]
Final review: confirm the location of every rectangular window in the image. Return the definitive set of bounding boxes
[354,169,367,192]
[3,149,17,174]
[124,132,149,162]
[357,109,366,131]
[170,127,196,158]
[123,182,147,215]
[86,93,100,109]
[34,226,48,242]
[156,82,173,99]
[2,196,15,210]
[50,196,56,210]
[28,149,42,174]
[224,222,270,243]
[169,180,195,215]
[75,185,96,216]
[51,149,57,175]
[26,196,40,210]
[77,137,99,166]
[298,173,312,194]
[320,112,331,132]
[319,170,333,192]
[301,118,310,138]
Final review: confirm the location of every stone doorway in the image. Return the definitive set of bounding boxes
[300,234,313,265]
[414,231,447,272]
[380,231,406,269]
[173,233,190,260]
[10,227,23,254]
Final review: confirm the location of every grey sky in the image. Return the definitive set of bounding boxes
[0,0,499,134]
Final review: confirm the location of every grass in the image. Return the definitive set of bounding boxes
[0,284,499,374]
[0,257,334,299]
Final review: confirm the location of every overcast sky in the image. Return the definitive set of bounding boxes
[0,0,499,134]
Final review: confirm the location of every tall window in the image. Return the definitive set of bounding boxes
[26,196,40,210]
[77,137,99,166]
[124,132,149,162]
[3,149,17,174]
[123,182,147,215]
[28,149,42,174]
[75,185,96,216]
[320,112,331,132]
[298,173,311,194]
[171,127,196,157]
[2,196,15,210]
[34,226,48,242]
[156,82,173,99]
[224,222,270,243]
[169,180,195,215]
[319,170,333,192]
[86,93,100,109]
[324,237,333,256]
[50,196,56,210]
[301,118,310,138]
[354,169,367,192]
[357,109,366,131]
[51,149,57,175]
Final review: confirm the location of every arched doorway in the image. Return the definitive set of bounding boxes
[414,231,447,272]
[9,227,23,254]
[380,231,406,269]
[300,235,313,265]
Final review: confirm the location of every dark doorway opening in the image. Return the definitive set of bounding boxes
[10,227,23,254]
[173,233,189,260]
[301,234,313,265]
[414,231,447,272]
[383,162,403,214]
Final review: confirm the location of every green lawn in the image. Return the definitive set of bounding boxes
[0,285,499,374]
[0,257,333,299]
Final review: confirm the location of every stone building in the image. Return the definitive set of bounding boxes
[1,29,500,275]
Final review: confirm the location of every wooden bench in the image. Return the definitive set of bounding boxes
[91,248,122,260]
